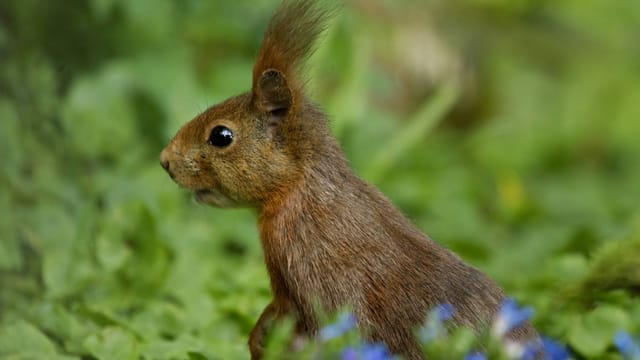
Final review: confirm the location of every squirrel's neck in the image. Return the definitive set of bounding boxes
[259,133,352,219]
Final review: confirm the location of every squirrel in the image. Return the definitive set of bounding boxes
[159,1,538,359]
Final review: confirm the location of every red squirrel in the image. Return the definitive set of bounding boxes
[159,1,538,358]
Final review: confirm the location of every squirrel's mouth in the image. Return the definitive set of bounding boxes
[194,189,211,199]
[194,189,236,208]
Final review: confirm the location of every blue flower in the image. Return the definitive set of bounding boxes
[464,351,487,360]
[503,336,570,360]
[540,336,570,360]
[418,303,456,343]
[319,312,357,342]
[435,303,455,321]
[614,330,640,360]
[492,298,534,338]
[515,341,538,360]
[341,342,392,360]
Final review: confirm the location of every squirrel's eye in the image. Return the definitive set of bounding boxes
[208,126,234,147]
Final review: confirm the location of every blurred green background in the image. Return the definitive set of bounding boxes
[1,0,640,358]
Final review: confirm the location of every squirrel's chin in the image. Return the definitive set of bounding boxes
[194,189,237,208]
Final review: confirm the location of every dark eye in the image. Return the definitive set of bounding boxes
[208,126,234,147]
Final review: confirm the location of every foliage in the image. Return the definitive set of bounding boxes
[1,0,639,359]
[289,298,571,360]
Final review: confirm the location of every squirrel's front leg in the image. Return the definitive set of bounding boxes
[249,302,279,360]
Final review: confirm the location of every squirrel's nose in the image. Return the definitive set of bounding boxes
[160,158,170,171]
[159,147,171,172]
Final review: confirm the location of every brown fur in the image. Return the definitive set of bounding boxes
[160,1,538,359]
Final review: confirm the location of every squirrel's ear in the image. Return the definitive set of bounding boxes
[254,69,292,118]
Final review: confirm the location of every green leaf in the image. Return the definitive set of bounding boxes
[31,303,97,355]
[61,63,140,164]
[567,305,631,357]
[36,205,95,299]
[83,327,140,360]
[0,320,74,359]
[188,351,210,360]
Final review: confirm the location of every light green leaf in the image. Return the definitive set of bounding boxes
[0,320,75,359]
[568,305,631,357]
[83,327,140,360]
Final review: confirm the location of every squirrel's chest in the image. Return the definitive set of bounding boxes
[260,214,356,285]
[260,218,317,277]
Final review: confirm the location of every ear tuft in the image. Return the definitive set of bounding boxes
[252,0,335,116]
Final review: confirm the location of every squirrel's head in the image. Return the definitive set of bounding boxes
[160,71,300,208]
[160,0,333,208]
